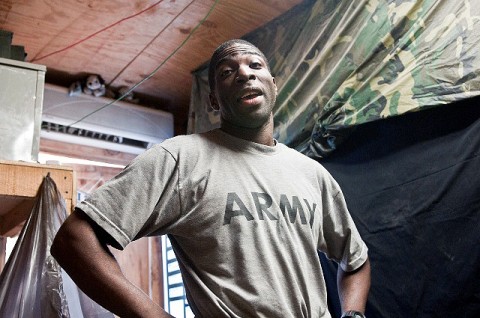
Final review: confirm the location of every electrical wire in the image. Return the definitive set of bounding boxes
[68,0,220,127]
[31,0,165,62]
[107,0,196,87]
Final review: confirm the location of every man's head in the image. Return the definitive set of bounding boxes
[208,39,277,130]
[208,39,270,91]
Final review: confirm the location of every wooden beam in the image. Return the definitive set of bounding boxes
[150,236,165,305]
[0,160,75,210]
[111,236,164,306]
[0,160,75,237]
[0,237,6,273]
[0,198,34,237]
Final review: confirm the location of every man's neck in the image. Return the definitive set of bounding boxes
[220,115,275,146]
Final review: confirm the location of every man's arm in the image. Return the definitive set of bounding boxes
[337,257,371,315]
[51,209,174,318]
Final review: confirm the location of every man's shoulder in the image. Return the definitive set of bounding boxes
[278,143,321,164]
[164,130,213,143]
[157,130,217,152]
[277,143,335,177]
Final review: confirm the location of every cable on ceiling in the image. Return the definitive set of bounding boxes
[31,0,165,62]
[107,0,196,87]
[67,0,220,128]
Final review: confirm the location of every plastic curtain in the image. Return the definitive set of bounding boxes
[0,174,113,318]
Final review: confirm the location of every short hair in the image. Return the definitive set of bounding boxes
[208,39,270,91]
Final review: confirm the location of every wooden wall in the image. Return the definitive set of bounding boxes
[111,236,165,307]
[0,146,165,310]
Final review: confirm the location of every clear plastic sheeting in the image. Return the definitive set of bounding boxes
[0,174,113,318]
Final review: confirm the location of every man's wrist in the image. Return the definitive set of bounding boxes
[341,310,366,318]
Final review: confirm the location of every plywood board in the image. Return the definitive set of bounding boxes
[0,160,76,237]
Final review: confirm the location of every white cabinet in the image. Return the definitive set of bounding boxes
[0,58,46,161]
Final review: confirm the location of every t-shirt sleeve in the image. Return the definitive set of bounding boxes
[76,144,181,249]
[317,177,368,272]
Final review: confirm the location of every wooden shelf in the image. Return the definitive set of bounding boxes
[0,160,76,237]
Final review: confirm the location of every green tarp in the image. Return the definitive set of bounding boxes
[189,0,480,157]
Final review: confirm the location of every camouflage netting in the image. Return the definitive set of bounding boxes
[189,0,480,157]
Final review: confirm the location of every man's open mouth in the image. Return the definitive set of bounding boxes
[238,89,263,101]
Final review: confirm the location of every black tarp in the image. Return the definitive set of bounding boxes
[320,97,480,317]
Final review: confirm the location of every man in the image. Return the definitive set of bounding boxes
[51,39,370,318]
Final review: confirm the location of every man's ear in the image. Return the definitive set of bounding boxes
[273,77,278,95]
[209,93,220,111]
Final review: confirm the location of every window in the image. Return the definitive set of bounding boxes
[162,236,194,318]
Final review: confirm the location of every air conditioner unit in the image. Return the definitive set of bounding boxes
[41,84,174,154]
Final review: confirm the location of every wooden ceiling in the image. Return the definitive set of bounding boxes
[0,0,303,135]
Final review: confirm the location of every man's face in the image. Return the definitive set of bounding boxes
[210,43,277,129]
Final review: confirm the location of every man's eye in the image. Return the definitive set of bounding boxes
[251,62,262,69]
[221,69,233,77]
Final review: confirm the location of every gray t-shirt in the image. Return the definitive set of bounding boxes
[77,129,368,318]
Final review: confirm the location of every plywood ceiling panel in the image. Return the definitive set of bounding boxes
[0,0,303,134]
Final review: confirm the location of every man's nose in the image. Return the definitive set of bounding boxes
[236,66,256,83]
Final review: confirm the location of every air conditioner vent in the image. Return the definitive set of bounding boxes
[41,121,149,148]
[41,84,174,154]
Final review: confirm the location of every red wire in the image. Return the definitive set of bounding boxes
[31,0,163,62]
